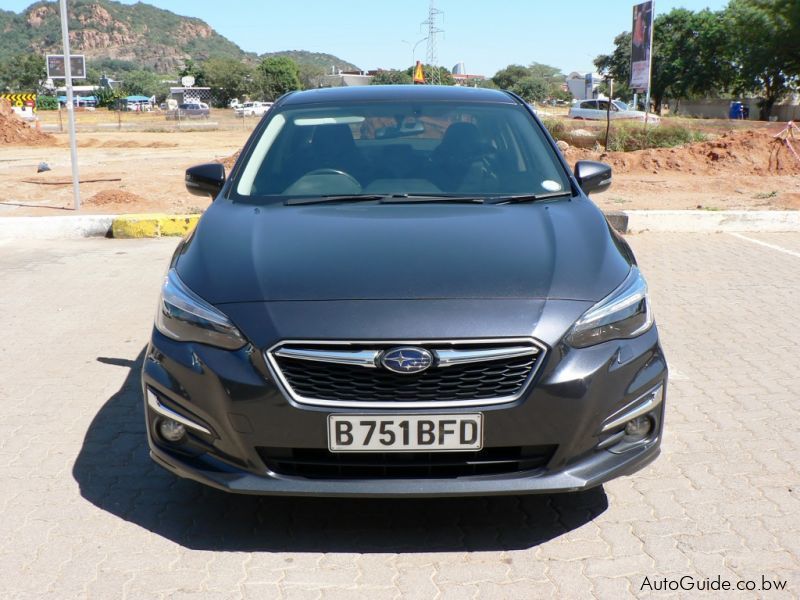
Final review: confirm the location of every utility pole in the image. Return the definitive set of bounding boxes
[643,0,655,128]
[59,0,80,210]
[422,0,444,85]
[605,77,614,151]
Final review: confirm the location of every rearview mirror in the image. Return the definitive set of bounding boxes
[574,160,612,195]
[185,163,226,198]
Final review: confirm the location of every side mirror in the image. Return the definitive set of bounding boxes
[574,160,612,195]
[185,163,225,198]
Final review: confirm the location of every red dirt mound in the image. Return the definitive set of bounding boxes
[0,98,57,146]
[563,129,800,176]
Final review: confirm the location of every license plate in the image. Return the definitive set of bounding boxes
[328,414,483,452]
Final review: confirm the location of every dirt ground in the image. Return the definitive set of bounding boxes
[0,129,248,216]
[1,112,799,216]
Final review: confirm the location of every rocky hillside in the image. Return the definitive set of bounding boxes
[0,1,359,73]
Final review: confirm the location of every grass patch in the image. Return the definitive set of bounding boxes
[542,117,706,152]
[542,118,567,140]
[753,190,778,199]
[606,123,706,152]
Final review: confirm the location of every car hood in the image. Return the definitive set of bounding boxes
[176,197,632,304]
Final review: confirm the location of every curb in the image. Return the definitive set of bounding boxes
[623,210,800,233]
[111,214,200,238]
[604,210,629,234]
[0,215,114,240]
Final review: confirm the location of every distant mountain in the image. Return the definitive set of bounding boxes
[262,50,360,74]
[0,1,359,74]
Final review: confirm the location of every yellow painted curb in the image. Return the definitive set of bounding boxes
[112,214,200,238]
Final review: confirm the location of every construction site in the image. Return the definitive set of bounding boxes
[1,95,798,216]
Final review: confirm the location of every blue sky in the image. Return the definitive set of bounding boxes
[6,0,730,75]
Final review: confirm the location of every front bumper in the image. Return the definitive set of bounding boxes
[149,440,659,497]
[142,325,667,498]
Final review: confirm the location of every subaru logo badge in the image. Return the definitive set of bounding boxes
[380,347,433,374]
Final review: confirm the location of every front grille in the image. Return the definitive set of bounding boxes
[267,340,546,407]
[258,446,556,479]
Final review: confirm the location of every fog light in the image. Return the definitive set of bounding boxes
[624,416,652,439]
[158,418,186,442]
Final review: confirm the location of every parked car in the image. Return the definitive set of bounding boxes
[569,99,660,124]
[235,101,272,117]
[143,85,666,497]
[165,102,210,120]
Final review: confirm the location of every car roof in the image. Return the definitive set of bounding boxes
[280,85,517,106]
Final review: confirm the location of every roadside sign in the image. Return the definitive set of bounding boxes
[413,61,425,84]
[0,93,37,112]
[46,54,86,79]
[630,1,654,90]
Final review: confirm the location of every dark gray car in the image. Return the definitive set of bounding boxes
[142,85,666,497]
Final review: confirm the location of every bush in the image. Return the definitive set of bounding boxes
[542,118,567,140]
[606,123,705,152]
[36,95,58,110]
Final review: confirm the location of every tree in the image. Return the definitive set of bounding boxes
[297,63,326,89]
[121,70,168,99]
[178,59,206,86]
[256,56,301,100]
[371,69,412,85]
[752,0,800,74]
[594,32,632,93]
[492,65,530,90]
[403,64,455,85]
[492,62,567,100]
[725,0,799,119]
[594,9,734,113]
[0,53,45,92]
[203,57,255,106]
[511,76,549,103]
[95,86,125,108]
[476,78,499,90]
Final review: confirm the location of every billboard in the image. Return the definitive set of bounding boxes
[46,55,86,79]
[630,1,653,91]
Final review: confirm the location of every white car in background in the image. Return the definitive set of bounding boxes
[235,101,273,117]
[569,99,660,124]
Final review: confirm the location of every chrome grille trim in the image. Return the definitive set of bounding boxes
[435,345,538,367]
[265,338,548,409]
[273,347,380,368]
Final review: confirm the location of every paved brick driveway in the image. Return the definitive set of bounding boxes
[0,232,798,599]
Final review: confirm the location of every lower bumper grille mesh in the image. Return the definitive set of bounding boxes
[258,445,556,479]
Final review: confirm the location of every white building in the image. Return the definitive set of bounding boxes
[567,72,601,101]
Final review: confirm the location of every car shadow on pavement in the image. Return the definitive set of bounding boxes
[74,350,608,553]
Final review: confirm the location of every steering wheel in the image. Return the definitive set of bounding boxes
[305,168,360,187]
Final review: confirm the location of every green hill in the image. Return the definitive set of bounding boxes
[0,1,358,75]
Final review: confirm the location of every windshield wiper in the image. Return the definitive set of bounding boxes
[485,191,574,205]
[379,194,484,204]
[285,194,384,206]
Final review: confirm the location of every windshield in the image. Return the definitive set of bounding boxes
[613,101,629,111]
[233,100,570,201]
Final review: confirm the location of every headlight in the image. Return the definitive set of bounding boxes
[566,267,654,348]
[155,269,246,350]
